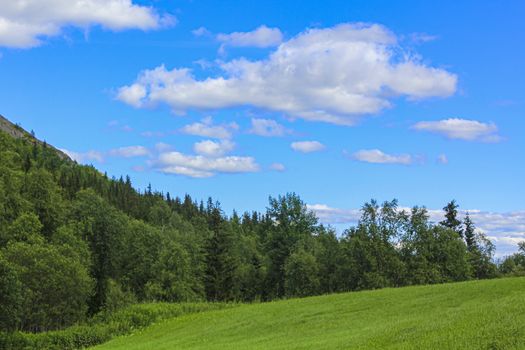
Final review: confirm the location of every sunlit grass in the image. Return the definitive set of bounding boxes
[94,277,525,349]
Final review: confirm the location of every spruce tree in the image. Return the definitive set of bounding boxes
[464,212,476,250]
[205,205,238,301]
[440,200,463,237]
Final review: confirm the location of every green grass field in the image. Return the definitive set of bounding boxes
[94,278,525,350]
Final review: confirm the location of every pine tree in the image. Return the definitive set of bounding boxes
[464,212,476,250]
[205,205,238,301]
[440,200,463,237]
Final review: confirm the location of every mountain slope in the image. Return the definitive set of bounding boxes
[94,277,525,350]
[0,114,71,161]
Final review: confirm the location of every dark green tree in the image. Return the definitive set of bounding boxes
[205,205,238,301]
[463,213,476,250]
[4,242,93,331]
[284,248,320,297]
[440,200,462,237]
[264,193,319,298]
[0,253,23,331]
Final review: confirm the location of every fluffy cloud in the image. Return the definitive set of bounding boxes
[249,118,287,137]
[352,149,412,164]
[291,141,325,153]
[60,148,104,163]
[180,116,238,139]
[308,204,525,257]
[0,0,174,48]
[109,145,150,158]
[217,25,283,48]
[193,139,235,157]
[118,23,457,125]
[154,151,259,178]
[412,118,501,142]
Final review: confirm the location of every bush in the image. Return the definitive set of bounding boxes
[0,302,233,350]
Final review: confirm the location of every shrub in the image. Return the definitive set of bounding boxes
[0,302,234,350]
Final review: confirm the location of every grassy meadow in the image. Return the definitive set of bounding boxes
[94,277,525,350]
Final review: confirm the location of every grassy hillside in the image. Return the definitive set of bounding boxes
[94,278,525,350]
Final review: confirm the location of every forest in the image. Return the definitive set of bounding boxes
[1,122,524,336]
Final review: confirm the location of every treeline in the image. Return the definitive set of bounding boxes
[0,127,523,334]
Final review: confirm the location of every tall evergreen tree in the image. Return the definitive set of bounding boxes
[463,212,476,250]
[440,200,463,237]
[205,205,238,301]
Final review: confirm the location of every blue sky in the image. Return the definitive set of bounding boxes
[0,0,523,255]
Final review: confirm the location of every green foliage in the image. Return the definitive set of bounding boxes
[265,193,319,298]
[0,253,23,331]
[4,212,44,245]
[104,280,137,314]
[284,248,320,297]
[205,205,239,301]
[498,243,525,276]
[4,242,94,332]
[440,200,462,236]
[70,189,127,314]
[22,168,65,237]
[145,240,200,302]
[0,302,233,350]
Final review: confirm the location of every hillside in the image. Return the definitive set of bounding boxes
[0,114,71,161]
[1,114,524,350]
[94,278,525,350]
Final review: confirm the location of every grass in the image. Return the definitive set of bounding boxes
[93,277,525,350]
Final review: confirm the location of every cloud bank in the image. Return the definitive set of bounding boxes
[154,151,259,178]
[118,23,457,125]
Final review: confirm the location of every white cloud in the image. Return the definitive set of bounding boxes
[193,139,235,157]
[270,162,286,171]
[117,23,457,126]
[109,145,150,157]
[437,154,448,164]
[412,118,502,142]
[0,0,175,48]
[60,148,104,163]
[180,116,238,139]
[117,83,147,108]
[291,141,325,153]
[155,151,259,178]
[192,26,210,37]
[352,149,412,164]
[217,25,283,49]
[249,118,287,137]
[309,204,525,257]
